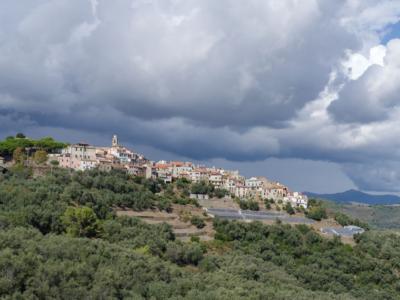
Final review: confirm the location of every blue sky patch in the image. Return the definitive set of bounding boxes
[382,21,400,44]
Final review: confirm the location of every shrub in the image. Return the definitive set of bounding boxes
[334,212,369,230]
[239,200,248,210]
[190,181,214,195]
[214,188,229,198]
[50,160,59,166]
[264,198,273,208]
[199,256,219,272]
[16,133,26,138]
[157,198,173,212]
[248,201,259,211]
[62,206,100,238]
[13,147,26,164]
[285,203,295,215]
[190,236,200,243]
[240,200,259,211]
[305,206,327,221]
[176,177,191,189]
[33,150,48,164]
[191,216,206,229]
[165,242,204,265]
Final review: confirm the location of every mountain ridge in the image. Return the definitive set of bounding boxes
[304,189,400,205]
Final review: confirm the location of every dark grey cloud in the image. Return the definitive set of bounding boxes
[0,0,358,127]
[1,0,400,192]
[343,161,400,192]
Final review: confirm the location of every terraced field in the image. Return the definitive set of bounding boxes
[116,204,215,241]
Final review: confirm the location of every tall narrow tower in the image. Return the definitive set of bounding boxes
[112,134,119,147]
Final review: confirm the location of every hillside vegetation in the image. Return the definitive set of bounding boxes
[306,189,400,205]
[0,134,67,158]
[324,200,400,229]
[1,168,400,299]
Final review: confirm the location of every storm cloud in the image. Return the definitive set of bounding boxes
[1,0,400,192]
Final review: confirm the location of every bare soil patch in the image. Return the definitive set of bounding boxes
[198,197,239,210]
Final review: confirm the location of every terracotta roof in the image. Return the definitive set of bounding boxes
[155,163,171,169]
[210,172,222,176]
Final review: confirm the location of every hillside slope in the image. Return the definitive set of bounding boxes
[305,189,400,205]
[1,168,400,299]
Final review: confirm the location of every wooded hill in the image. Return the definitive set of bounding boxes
[1,168,400,299]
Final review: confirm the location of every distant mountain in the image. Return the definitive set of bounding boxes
[304,189,400,205]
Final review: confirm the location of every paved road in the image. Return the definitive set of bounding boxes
[206,208,243,219]
[206,208,315,224]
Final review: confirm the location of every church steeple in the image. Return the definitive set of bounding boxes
[112,134,119,147]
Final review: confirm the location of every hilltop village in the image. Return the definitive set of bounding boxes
[1,134,382,300]
[51,135,308,209]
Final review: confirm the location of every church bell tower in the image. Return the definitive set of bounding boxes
[112,134,119,147]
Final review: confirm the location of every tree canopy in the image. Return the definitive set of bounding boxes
[0,168,399,299]
[0,135,67,157]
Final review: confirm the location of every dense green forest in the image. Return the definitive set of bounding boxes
[1,168,400,299]
[0,168,195,234]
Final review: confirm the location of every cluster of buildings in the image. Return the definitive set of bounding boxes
[52,135,308,208]
[53,135,151,177]
[153,163,308,208]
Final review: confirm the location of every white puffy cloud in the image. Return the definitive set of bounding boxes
[329,39,400,123]
[342,45,386,79]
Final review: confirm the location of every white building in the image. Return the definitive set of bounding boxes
[223,178,237,194]
[209,173,223,187]
[235,185,251,198]
[170,162,193,178]
[189,170,201,182]
[58,143,97,170]
[79,159,98,171]
[283,192,308,209]
[245,177,263,189]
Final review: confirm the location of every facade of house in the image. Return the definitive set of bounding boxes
[223,178,237,195]
[144,164,154,179]
[190,194,209,200]
[169,161,193,178]
[245,177,263,189]
[58,143,97,170]
[235,185,251,198]
[283,192,308,208]
[209,173,223,187]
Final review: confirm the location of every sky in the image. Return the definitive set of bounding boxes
[1,0,400,193]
